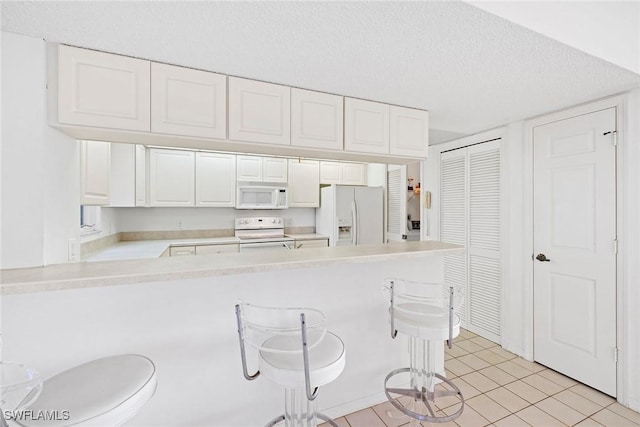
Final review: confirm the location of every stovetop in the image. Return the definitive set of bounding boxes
[234,217,291,243]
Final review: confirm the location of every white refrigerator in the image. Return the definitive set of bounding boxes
[316,185,384,247]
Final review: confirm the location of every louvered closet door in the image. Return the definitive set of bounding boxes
[440,141,501,341]
[467,141,501,341]
[440,150,467,324]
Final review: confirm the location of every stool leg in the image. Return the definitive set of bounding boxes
[284,387,317,426]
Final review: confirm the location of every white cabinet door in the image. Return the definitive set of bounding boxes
[170,246,196,256]
[288,160,320,207]
[195,152,236,207]
[291,88,343,150]
[390,106,429,157]
[195,244,239,255]
[135,145,147,206]
[109,143,136,207]
[342,162,367,186]
[151,62,226,139]
[56,45,150,131]
[344,98,389,154]
[80,140,110,206]
[228,77,290,145]
[262,157,288,182]
[320,161,342,185]
[295,239,328,249]
[236,155,263,181]
[149,149,195,206]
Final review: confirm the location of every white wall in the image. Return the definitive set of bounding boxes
[114,207,316,232]
[469,1,640,74]
[1,31,79,269]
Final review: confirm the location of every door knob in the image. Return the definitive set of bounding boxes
[536,253,551,262]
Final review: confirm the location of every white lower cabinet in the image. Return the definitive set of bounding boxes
[288,160,320,207]
[170,244,239,256]
[195,244,239,255]
[170,246,196,256]
[195,152,236,207]
[80,140,110,206]
[149,149,195,206]
[295,239,328,249]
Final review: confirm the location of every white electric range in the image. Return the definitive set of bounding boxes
[234,217,294,253]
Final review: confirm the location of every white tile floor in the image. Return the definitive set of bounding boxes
[322,329,640,427]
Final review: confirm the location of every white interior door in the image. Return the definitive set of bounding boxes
[387,165,407,242]
[533,108,617,396]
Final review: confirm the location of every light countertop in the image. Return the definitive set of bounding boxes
[1,241,463,295]
[83,237,241,262]
[284,233,329,241]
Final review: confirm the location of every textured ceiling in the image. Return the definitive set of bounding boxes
[2,1,639,144]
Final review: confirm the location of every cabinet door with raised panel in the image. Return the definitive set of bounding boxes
[196,152,236,207]
[151,63,226,139]
[288,160,320,207]
[56,45,150,131]
[320,161,342,185]
[236,155,263,181]
[80,140,110,205]
[149,149,195,206]
[291,89,343,150]
[262,157,288,182]
[135,145,147,206]
[228,77,290,145]
[342,163,367,186]
[344,98,389,155]
[390,106,429,157]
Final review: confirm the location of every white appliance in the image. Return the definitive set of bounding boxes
[316,185,384,247]
[235,217,294,252]
[236,183,288,210]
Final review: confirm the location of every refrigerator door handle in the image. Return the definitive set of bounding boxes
[351,200,358,245]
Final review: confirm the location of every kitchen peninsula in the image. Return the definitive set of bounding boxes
[1,241,462,425]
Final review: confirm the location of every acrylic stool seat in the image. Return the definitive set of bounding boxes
[236,303,345,427]
[383,279,465,424]
[16,354,157,427]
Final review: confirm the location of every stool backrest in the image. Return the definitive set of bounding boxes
[237,303,327,354]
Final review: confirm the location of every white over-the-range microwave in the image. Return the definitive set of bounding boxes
[236,183,288,209]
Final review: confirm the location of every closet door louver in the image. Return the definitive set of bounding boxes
[468,143,501,340]
[387,168,402,235]
[440,150,467,324]
[440,140,501,342]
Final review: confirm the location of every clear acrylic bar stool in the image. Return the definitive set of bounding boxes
[383,279,465,424]
[235,303,346,427]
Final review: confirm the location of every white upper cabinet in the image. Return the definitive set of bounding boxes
[151,63,227,139]
[149,149,195,206]
[135,145,148,206]
[320,161,367,186]
[341,162,368,186]
[228,77,291,145]
[344,98,390,155]
[389,106,429,157]
[237,155,287,182]
[195,152,236,207]
[291,89,343,150]
[55,45,150,131]
[236,155,263,181]
[80,140,110,206]
[319,161,342,185]
[288,160,320,208]
[262,157,288,182]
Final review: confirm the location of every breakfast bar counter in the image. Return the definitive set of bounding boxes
[1,240,462,295]
[2,240,463,426]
